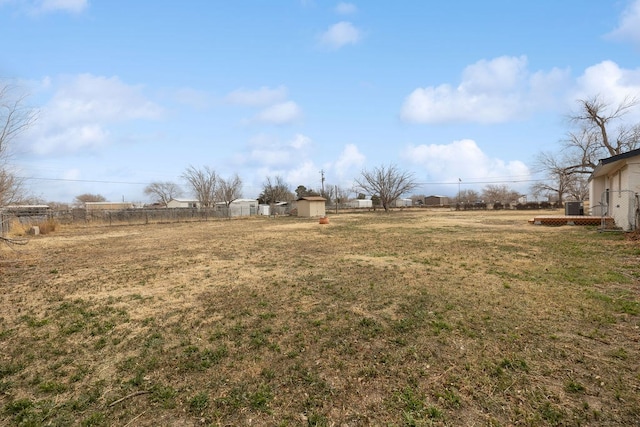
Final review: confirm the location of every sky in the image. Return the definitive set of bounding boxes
[2,0,640,204]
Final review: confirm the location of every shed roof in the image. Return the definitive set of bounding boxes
[169,198,199,203]
[589,147,640,181]
[297,196,326,201]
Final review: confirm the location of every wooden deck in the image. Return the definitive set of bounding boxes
[528,215,615,227]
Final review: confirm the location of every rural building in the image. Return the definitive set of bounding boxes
[258,202,289,216]
[297,196,326,217]
[166,199,200,208]
[348,199,373,209]
[85,202,134,211]
[215,199,258,217]
[588,148,640,231]
[393,198,413,207]
[424,195,449,207]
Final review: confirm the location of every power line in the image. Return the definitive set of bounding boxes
[416,177,544,186]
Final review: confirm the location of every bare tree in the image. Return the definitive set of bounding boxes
[531,151,576,203]
[482,184,520,204]
[455,189,480,204]
[144,181,183,206]
[333,185,351,205]
[354,164,418,212]
[0,83,38,205]
[182,166,217,207]
[563,95,640,173]
[532,95,640,204]
[74,193,106,207]
[566,175,589,201]
[259,176,294,205]
[216,173,243,208]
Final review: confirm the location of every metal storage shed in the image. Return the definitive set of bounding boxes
[296,196,326,217]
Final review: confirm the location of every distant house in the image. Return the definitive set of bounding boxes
[215,199,258,217]
[348,199,372,209]
[424,195,449,207]
[166,199,200,209]
[297,196,326,217]
[393,198,413,207]
[588,148,640,231]
[85,202,134,211]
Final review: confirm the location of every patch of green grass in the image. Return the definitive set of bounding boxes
[189,392,209,414]
[396,386,443,425]
[81,411,106,426]
[539,402,564,425]
[150,383,178,409]
[609,347,628,360]
[565,380,586,393]
[38,380,67,394]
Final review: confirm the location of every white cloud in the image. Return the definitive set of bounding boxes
[400,56,570,124]
[242,133,312,168]
[318,21,362,49]
[606,0,640,47]
[285,160,319,187]
[0,0,88,14]
[26,74,163,155]
[226,85,288,106]
[62,168,81,180]
[573,60,640,102]
[289,133,312,149]
[333,144,365,179]
[255,101,302,124]
[3,0,89,14]
[401,139,530,193]
[335,2,357,15]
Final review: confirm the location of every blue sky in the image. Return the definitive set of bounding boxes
[2,0,640,203]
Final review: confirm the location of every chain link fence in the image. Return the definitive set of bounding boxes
[1,207,263,236]
[596,190,638,231]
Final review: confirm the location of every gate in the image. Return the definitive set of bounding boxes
[599,190,638,231]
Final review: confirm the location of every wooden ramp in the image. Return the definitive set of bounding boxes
[528,215,614,227]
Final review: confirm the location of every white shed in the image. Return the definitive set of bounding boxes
[217,199,258,217]
[167,199,200,208]
[589,148,640,230]
[348,199,373,208]
[394,198,413,207]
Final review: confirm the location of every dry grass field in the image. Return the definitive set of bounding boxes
[1,209,639,426]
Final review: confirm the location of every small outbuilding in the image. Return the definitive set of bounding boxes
[215,199,258,217]
[348,199,373,209]
[588,148,640,231]
[296,196,326,217]
[424,195,449,207]
[85,202,134,211]
[393,198,413,207]
[167,199,200,208]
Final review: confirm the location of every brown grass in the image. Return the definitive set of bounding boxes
[0,209,638,426]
